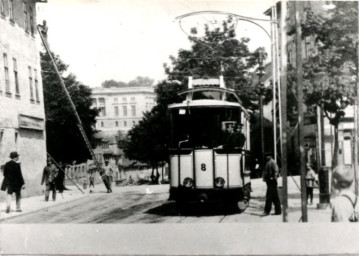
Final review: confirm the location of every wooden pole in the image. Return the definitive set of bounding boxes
[280,0,288,222]
[295,1,308,222]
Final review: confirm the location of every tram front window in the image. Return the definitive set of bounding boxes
[170,108,242,149]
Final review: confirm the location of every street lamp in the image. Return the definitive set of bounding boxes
[257,48,266,172]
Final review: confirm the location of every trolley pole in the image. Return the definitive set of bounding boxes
[37,25,106,189]
[295,1,308,222]
[280,0,288,222]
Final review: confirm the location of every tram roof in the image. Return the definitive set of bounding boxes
[168,100,250,117]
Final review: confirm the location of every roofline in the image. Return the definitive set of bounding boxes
[168,100,250,117]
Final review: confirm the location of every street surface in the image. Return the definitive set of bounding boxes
[0,177,331,223]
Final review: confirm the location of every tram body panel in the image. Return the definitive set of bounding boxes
[170,152,193,188]
[193,149,214,188]
[227,154,242,187]
[213,153,228,187]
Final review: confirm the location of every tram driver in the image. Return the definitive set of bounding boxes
[219,123,246,150]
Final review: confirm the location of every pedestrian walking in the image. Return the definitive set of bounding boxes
[41,158,59,201]
[262,153,281,216]
[305,163,316,205]
[55,161,66,193]
[89,172,95,188]
[331,166,359,222]
[2,152,25,213]
[103,160,113,193]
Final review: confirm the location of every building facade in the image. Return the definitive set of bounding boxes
[91,86,156,135]
[0,0,47,197]
[91,86,156,167]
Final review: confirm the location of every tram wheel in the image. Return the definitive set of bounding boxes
[175,201,188,215]
[237,200,249,213]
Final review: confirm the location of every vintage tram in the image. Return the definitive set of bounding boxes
[168,76,251,211]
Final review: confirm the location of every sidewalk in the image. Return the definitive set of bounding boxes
[0,185,88,221]
[0,176,332,222]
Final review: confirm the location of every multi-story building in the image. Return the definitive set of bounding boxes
[91,86,156,166]
[0,0,47,196]
[91,86,156,135]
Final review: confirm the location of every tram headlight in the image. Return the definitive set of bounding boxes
[183,177,194,188]
[214,177,225,188]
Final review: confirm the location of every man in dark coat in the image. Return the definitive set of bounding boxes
[3,152,25,213]
[262,154,281,216]
[41,158,59,201]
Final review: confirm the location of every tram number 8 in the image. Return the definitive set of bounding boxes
[201,163,206,171]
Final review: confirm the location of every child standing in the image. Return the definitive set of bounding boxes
[305,163,316,205]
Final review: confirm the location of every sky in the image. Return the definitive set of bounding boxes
[36,0,275,88]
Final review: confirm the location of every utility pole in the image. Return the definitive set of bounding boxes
[295,1,308,222]
[355,0,359,197]
[258,48,265,173]
[280,0,288,222]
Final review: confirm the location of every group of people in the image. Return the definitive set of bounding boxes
[262,152,359,222]
[1,152,67,213]
[221,123,246,150]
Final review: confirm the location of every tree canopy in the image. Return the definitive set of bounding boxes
[101,76,154,88]
[297,2,358,165]
[301,2,357,125]
[41,51,99,163]
[164,16,271,110]
[124,17,268,168]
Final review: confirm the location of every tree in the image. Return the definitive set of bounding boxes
[300,2,357,167]
[101,80,127,88]
[41,51,99,163]
[128,76,154,87]
[123,80,183,182]
[101,76,154,88]
[124,17,269,172]
[164,16,272,110]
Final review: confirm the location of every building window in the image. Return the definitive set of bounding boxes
[98,98,106,116]
[0,0,5,16]
[13,58,19,97]
[34,69,39,102]
[116,121,119,127]
[131,105,136,116]
[28,66,34,102]
[15,130,18,144]
[114,97,118,103]
[122,97,127,103]
[91,98,97,108]
[114,106,119,116]
[132,121,135,126]
[23,2,29,32]
[287,43,293,65]
[29,6,34,36]
[101,121,104,127]
[124,121,127,127]
[305,37,314,59]
[123,106,127,116]
[8,0,13,21]
[131,97,135,102]
[0,129,3,143]
[3,53,10,96]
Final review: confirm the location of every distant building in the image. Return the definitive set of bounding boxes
[91,86,156,166]
[0,0,47,196]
